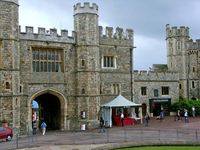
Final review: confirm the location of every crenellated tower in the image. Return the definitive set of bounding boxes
[187,39,200,98]
[0,0,20,128]
[73,2,100,127]
[166,24,190,98]
[166,24,190,73]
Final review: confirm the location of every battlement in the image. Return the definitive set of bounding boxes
[99,26,133,40]
[1,0,18,4]
[134,70,179,81]
[74,2,98,15]
[188,39,200,50]
[19,26,75,43]
[99,26,133,46]
[166,24,189,38]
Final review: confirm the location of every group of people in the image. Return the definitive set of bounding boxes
[34,106,197,135]
[32,120,47,135]
[175,106,196,123]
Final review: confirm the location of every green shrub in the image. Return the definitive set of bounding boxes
[171,99,200,116]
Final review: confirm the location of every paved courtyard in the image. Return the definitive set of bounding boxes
[1,116,200,150]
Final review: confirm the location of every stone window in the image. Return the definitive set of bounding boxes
[15,98,18,107]
[161,86,169,95]
[177,41,181,49]
[192,81,195,88]
[111,84,120,94]
[81,59,85,67]
[20,85,23,93]
[102,56,116,68]
[81,88,85,94]
[32,47,63,72]
[141,87,147,96]
[179,84,182,89]
[192,67,195,73]
[5,82,10,89]
[154,89,158,97]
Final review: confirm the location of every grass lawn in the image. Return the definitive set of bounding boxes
[116,146,200,150]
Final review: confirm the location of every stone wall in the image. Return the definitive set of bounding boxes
[2,1,198,134]
[134,70,179,111]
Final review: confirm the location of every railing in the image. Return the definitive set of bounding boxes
[0,127,200,150]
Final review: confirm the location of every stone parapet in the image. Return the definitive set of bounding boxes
[74,2,98,15]
[1,0,18,4]
[99,26,133,47]
[188,39,200,50]
[99,26,133,40]
[166,24,189,39]
[134,70,179,81]
[19,26,75,43]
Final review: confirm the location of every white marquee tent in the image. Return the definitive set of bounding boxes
[101,94,142,127]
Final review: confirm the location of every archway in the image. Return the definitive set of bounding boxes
[30,90,65,131]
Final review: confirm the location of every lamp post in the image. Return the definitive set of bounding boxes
[130,46,136,102]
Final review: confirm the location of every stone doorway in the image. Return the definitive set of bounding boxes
[32,93,62,130]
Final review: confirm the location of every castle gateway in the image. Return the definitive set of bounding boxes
[0,0,135,134]
[1,0,199,135]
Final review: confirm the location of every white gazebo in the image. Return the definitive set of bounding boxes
[101,94,142,127]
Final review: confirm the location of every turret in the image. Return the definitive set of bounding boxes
[74,2,99,45]
[166,24,191,99]
[0,0,19,40]
[166,24,190,73]
[73,2,100,128]
[0,0,19,69]
[0,0,20,128]
[166,24,189,39]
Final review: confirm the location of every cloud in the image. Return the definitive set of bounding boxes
[134,34,166,70]
[18,0,200,70]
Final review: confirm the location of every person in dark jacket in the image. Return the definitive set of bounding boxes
[99,117,105,133]
[32,120,38,135]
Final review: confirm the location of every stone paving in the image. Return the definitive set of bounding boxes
[2,116,200,150]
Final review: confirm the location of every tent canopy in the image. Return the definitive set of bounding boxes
[101,94,141,107]
[100,95,142,127]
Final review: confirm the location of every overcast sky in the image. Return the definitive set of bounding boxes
[18,0,200,70]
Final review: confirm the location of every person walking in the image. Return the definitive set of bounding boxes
[177,110,180,120]
[144,113,150,127]
[160,110,164,121]
[120,112,124,126]
[32,120,38,135]
[184,109,189,123]
[41,121,47,135]
[192,106,196,117]
[99,117,105,133]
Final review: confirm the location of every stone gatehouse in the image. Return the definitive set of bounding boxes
[1,0,199,135]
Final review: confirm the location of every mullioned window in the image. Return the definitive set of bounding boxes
[32,47,63,72]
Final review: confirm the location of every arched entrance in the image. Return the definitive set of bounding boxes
[34,93,61,130]
[30,90,65,131]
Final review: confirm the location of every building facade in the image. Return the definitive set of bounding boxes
[166,24,200,99]
[0,0,198,134]
[0,1,134,134]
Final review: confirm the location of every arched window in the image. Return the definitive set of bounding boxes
[5,82,10,89]
[192,81,195,88]
[81,59,85,67]
[192,67,195,73]
[81,88,85,94]
[20,85,22,93]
